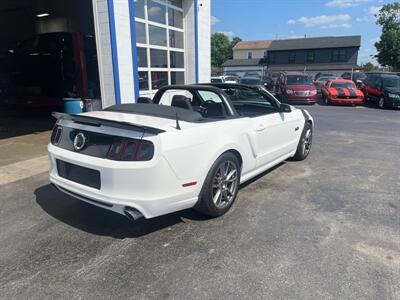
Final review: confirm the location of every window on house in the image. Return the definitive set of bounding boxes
[269,52,276,64]
[248,52,253,59]
[306,51,315,63]
[288,52,296,64]
[332,49,347,62]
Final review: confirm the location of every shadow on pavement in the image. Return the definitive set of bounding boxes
[34,184,211,239]
[35,161,287,238]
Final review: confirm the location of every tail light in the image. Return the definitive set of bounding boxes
[107,138,154,161]
[51,125,63,145]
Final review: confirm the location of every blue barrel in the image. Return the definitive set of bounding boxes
[63,98,84,114]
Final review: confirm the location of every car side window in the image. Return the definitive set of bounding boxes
[369,75,378,88]
[374,76,382,89]
[224,87,278,118]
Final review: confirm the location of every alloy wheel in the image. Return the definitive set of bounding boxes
[302,129,312,156]
[212,161,238,209]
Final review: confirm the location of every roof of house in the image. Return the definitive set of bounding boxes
[233,40,272,50]
[267,36,361,51]
[221,58,266,67]
[231,36,361,52]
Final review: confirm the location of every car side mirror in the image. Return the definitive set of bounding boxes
[279,103,292,113]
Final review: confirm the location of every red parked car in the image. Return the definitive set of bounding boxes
[321,79,364,105]
[276,72,318,104]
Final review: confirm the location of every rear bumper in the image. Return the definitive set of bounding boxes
[48,144,200,218]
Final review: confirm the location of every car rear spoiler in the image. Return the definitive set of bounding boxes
[52,112,165,135]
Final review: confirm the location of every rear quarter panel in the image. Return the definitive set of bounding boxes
[160,118,256,184]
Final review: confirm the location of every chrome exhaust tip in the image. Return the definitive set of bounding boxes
[124,207,143,221]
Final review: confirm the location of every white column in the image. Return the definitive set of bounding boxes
[197,0,211,83]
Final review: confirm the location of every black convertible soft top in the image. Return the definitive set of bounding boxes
[105,103,204,122]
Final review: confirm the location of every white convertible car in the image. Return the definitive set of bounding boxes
[48,84,313,220]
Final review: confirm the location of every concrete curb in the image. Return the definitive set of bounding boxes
[0,155,49,186]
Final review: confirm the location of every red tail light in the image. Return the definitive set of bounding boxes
[107,138,154,161]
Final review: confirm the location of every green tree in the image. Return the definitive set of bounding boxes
[211,33,231,68]
[230,36,242,56]
[362,62,378,72]
[374,3,400,71]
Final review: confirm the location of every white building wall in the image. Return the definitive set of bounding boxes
[197,0,211,83]
[113,0,135,104]
[92,0,116,108]
[183,0,196,85]
[233,49,266,59]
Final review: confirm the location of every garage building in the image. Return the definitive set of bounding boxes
[0,0,211,111]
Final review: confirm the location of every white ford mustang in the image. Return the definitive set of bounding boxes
[48,84,313,220]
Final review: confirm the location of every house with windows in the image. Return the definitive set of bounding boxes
[222,36,361,77]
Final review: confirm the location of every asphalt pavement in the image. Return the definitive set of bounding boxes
[1,103,399,299]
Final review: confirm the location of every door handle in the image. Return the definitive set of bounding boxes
[256,124,266,132]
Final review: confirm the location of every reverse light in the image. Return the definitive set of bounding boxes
[107,138,154,161]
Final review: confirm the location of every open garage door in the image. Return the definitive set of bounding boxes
[0,0,101,139]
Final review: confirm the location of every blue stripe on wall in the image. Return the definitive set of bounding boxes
[107,0,121,104]
[128,0,140,102]
[194,0,199,83]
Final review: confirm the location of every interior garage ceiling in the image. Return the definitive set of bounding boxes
[0,0,94,49]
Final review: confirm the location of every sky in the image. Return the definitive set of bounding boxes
[211,0,394,64]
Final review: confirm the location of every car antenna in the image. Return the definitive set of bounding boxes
[175,113,181,130]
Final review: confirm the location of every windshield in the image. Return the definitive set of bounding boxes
[331,82,356,89]
[382,76,400,89]
[240,78,261,85]
[286,75,312,86]
[318,77,336,82]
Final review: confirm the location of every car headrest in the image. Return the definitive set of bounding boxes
[137,97,152,104]
[205,102,224,118]
[171,95,193,110]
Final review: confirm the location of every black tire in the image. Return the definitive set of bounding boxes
[293,122,313,161]
[195,153,240,217]
[321,93,330,105]
[363,91,369,102]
